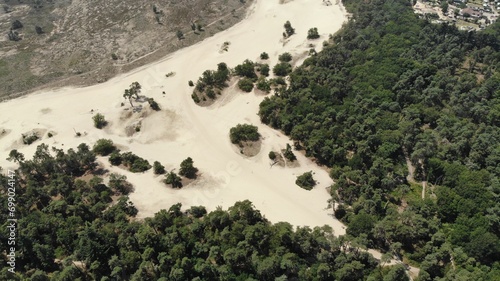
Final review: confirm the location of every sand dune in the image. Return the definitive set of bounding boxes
[0,0,347,234]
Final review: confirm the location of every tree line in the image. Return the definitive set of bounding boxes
[0,143,408,280]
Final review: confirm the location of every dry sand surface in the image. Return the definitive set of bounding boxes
[0,0,348,235]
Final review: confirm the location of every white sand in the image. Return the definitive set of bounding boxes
[0,0,347,234]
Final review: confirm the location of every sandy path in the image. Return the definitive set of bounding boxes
[0,0,347,234]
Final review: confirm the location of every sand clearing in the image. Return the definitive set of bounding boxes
[0,0,347,234]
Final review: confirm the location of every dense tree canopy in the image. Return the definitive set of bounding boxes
[259,0,500,279]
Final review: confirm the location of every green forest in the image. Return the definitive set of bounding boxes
[259,0,500,279]
[1,0,500,280]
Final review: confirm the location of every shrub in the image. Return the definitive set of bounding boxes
[93,113,107,129]
[234,60,257,79]
[191,93,200,103]
[256,78,271,93]
[188,80,194,87]
[12,20,23,30]
[22,133,39,145]
[111,53,118,60]
[206,88,216,99]
[273,62,292,76]
[230,124,260,144]
[284,143,296,161]
[109,173,133,195]
[35,26,43,35]
[47,132,53,138]
[259,64,270,77]
[278,52,292,62]
[8,30,21,41]
[148,98,160,111]
[269,151,277,160]
[164,171,182,188]
[176,30,184,40]
[307,27,320,39]
[93,139,116,156]
[284,21,295,37]
[153,161,166,175]
[260,52,269,60]
[271,77,287,86]
[296,171,316,190]
[121,152,151,173]
[188,206,207,218]
[179,157,198,179]
[109,151,122,166]
[238,78,254,92]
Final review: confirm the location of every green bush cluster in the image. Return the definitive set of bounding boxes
[229,124,260,144]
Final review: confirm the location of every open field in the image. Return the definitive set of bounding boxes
[0,0,253,99]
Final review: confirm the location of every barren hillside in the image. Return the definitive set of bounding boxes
[0,0,252,98]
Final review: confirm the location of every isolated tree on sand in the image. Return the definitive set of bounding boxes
[129,82,141,98]
[284,21,295,37]
[92,113,107,129]
[165,171,182,188]
[153,161,166,175]
[296,171,316,190]
[123,82,142,107]
[179,157,198,179]
[307,27,320,39]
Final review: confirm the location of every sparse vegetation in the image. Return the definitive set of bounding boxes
[0,0,254,98]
